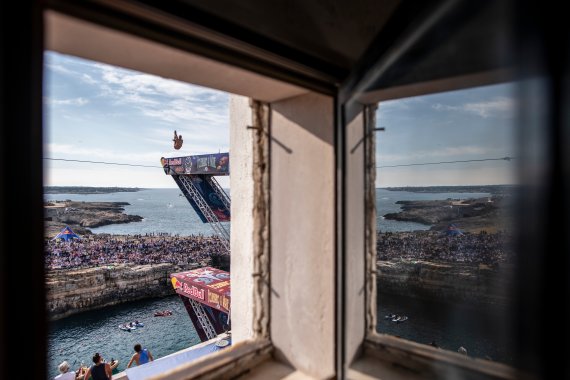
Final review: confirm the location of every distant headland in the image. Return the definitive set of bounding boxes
[44,186,143,194]
[44,200,143,236]
[382,184,516,195]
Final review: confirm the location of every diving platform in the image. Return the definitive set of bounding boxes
[161,153,230,252]
[171,267,231,342]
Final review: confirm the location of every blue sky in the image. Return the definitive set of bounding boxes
[44,51,516,188]
[376,82,517,187]
[44,51,229,188]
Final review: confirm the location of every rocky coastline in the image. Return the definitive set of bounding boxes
[377,259,513,308]
[44,200,143,236]
[382,196,511,233]
[46,262,199,320]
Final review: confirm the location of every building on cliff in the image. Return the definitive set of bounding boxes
[1,1,568,380]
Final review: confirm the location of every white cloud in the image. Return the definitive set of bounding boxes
[45,63,76,76]
[81,74,98,85]
[45,58,100,86]
[432,97,515,118]
[45,52,231,186]
[462,97,514,118]
[45,97,89,106]
[94,64,229,124]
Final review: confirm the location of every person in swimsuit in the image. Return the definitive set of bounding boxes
[127,343,154,368]
[83,353,112,380]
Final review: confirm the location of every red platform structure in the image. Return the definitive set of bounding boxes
[171,267,231,342]
[162,152,231,342]
[161,153,230,252]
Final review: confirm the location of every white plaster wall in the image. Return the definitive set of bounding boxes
[270,93,335,378]
[230,95,254,343]
[345,111,366,365]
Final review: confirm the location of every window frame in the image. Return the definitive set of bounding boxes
[3,1,565,379]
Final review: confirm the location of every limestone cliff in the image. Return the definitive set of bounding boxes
[377,260,514,307]
[46,263,199,320]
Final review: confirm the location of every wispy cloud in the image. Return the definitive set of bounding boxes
[432,97,515,118]
[379,97,426,112]
[45,52,230,186]
[45,63,76,76]
[95,65,228,124]
[44,97,89,106]
[45,59,101,86]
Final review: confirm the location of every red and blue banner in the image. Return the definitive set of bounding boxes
[161,153,229,176]
[170,267,231,313]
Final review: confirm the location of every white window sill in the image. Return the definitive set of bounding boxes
[350,334,526,380]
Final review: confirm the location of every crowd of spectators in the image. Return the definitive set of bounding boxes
[45,233,227,270]
[377,230,513,265]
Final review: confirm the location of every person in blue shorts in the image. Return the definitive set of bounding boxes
[127,344,154,368]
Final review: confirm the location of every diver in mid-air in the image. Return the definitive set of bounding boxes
[173,130,183,150]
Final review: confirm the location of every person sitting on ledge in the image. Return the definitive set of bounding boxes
[83,353,112,380]
[53,361,75,380]
[127,343,154,368]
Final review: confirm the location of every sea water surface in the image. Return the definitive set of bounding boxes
[48,296,199,379]
[45,188,487,235]
[47,188,497,378]
[45,188,229,236]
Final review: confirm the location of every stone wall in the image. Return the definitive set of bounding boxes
[46,263,199,320]
[377,260,514,307]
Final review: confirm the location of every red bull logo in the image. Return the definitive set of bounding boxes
[171,277,182,290]
[183,283,205,300]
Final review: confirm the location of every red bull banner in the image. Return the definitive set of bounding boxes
[161,153,229,176]
[170,267,230,313]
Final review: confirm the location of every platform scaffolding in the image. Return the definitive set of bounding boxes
[161,153,231,342]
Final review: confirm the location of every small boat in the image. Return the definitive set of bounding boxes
[119,324,133,332]
[133,321,144,327]
[392,316,408,323]
[154,310,173,317]
[384,314,396,320]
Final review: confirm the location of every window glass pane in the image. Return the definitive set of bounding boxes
[375,83,517,364]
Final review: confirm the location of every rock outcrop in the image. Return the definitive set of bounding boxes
[377,259,514,307]
[46,263,198,320]
[44,201,144,237]
[382,197,511,233]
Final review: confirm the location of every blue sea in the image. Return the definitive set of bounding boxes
[44,188,488,236]
[44,188,229,236]
[47,188,498,378]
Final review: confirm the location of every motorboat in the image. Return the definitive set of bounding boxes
[119,324,133,331]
